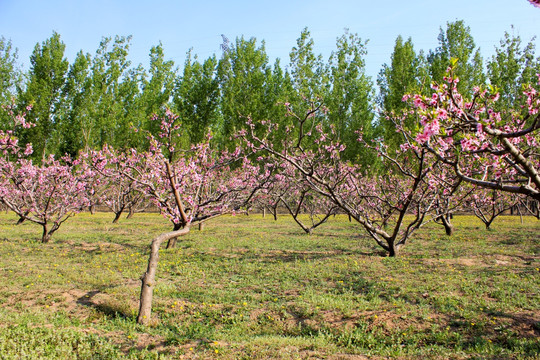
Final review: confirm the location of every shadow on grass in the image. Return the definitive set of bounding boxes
[189,248,383,265]
[76,290,132,319]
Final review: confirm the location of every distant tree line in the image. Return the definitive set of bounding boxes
[1,21,539,168]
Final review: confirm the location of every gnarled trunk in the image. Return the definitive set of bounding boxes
[41,223,59,243]
[112,211,123,224]
[137,226,191,325]
[441,215,454,236]
[165,223,182,249]
[41,224,51,243]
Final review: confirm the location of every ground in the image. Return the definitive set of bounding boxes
[0,212,538,359]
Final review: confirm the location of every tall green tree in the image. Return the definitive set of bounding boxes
[217,36,283,144]
[0,37,22,127]
[173,50,220,145]
[57,50,92,156]
[427,20,485,98]
[377,36,430,148]
[139,43,177,139]
[87,35,135,150]
[487,29,540,111]
[289,28,327,101]
[325,30,375,164]
[289,27,328,120]
[18,32,69,159]
[115,63,145,150]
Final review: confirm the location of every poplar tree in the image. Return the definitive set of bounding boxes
[217,36,282,144]
[325,30,375,164]
[487,29,540,112]
[0,37,22,126]
[377,36,429,149]
[87,35,134,149]
[18,32,69,159]
[57,50,92,156]
[0,37,21,103]
[139,43,177,141]
[427,20,486,98]
[289,28,328,102]
[173,50,220,145]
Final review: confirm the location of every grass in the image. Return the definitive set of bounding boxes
[0,211,538,359]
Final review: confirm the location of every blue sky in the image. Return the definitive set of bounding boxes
[1,0,539,79]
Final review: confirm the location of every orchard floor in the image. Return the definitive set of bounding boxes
[0,212,538,359]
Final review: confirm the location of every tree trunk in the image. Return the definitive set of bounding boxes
[199,222,205,231]
[41,224,51,243]
[386,240,403,257]
[262,207,266,218]
[89,205,95,215]
[137,227,191,325]
[166,223,182,249]
[112,211,122,224]
[441,215,454,236]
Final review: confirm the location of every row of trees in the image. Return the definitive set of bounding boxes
[1,16,539,325]
[1,21,539,166]
[1,64,539,322]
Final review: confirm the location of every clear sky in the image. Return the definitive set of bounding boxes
[1,0,539,79]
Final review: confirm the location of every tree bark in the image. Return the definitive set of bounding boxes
[387,242,402,257]
[137,226,191,325]
[41,224,50,243]
[112,211,122,224]
[166,223,182,249]
[441,215,454,236]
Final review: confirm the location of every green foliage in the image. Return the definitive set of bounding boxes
[138,43,177,147]
[427,20,486,98]
[173,50,220,145]
[377,36,430,150]
[57,50,92,157]
[289,28,328,102]
[324,30,376,165]
[0,37,22,107]
[487,28,540,112]
[217,36,288,146]
[18,32,69,159]
[87,35,138,151]
[0,37,22,129]
[5,20,540,160]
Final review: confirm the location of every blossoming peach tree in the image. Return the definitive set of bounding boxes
[91,109,269,324]
[0,156,90,243]
[266,161,338,234]
[241,100,449,257]
[0,104,89,243]
[81,145,151,223]
[406,67,540,202]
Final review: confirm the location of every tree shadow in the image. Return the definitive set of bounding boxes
[76,290,132,319]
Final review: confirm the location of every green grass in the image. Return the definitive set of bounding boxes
[0,211,538,359]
